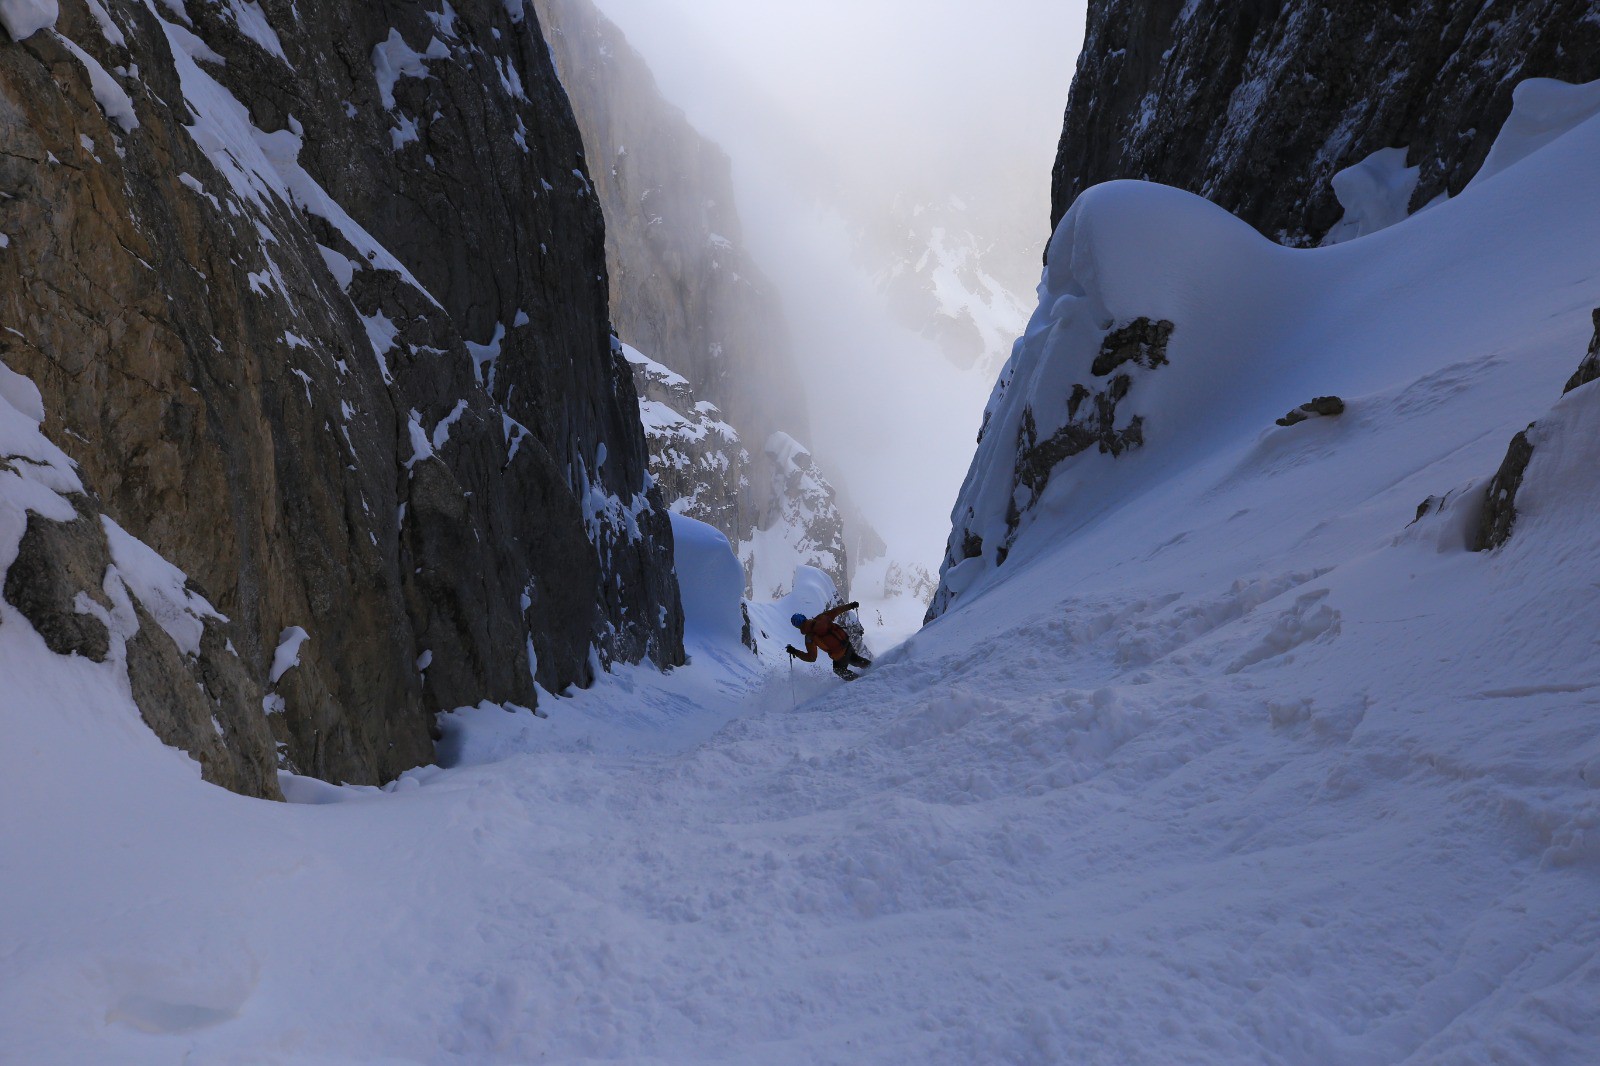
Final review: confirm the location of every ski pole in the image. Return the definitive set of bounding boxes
[788,656,796,710]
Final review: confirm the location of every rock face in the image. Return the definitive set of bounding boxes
[0,0,682,796]
[624,342,749,540]
[1277,396,1346,428]
[1477,309,1600,552]
[532,0,802,451]
[533,0,860,596]
[1052,1,1600,247]
[1562,309,1600,395]
[861,191,1038,375]
[743,432,848,600]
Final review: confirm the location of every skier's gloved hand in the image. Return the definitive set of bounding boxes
[785,645,800,657]
[844,601,860,611]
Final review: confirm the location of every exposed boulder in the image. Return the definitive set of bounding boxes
[1091,318,1174,377]
[1561,309,1600,394]
[1475,309,1600,552]
[1277,396,1347,427]
[1474,427,1535,552]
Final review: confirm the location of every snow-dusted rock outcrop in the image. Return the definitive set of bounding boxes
[624,342,749,540]
[1,357,281,796]
[533,0,807,449]
[1476,307,1600,552]
[1053,0,1600,247]
[933,77,1600,620]
[622,342,851,598]
[0,0,682,794]
[743,432,848,600]
[863,191,1037,375]
[539,0,867,599]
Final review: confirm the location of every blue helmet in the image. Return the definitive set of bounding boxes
[790,613,807,629]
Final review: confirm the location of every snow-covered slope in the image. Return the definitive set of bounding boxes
[5,80,1600,1064]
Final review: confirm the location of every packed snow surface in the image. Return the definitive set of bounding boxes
[5,82,1600,1064]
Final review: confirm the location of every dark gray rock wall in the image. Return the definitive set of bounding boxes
[534,0,866,595]
[0,0,682,796]
[532,0,806,448]
[1052,1,1600,247]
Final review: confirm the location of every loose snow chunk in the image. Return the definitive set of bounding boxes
[1471,78,1600,189]
[620,342,690,389]
[268,626,309,683]
[220,0,287,65]
[430,398,468,450]
[493,55,525,100]
[426,2,457,38]
[53,32,138,131]
[101,515,224,657]
[1323,147,1419,245]
[466,324,505,389]
[0,359,82,503]
[501,412,530,464]
[405,410,434,469]
[84,0,123,46]
[0,0,57,40]
[316,243,355,288]
[372,29,449,110]
[669,512,745,646]
[361,311,398,383]
[177,172,222,212]
[0,359,45,424]
[390,113,419,150]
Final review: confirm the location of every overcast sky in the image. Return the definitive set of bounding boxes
[589,0,1090,568]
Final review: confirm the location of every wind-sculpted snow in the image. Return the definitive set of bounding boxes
[935,82,1600,619]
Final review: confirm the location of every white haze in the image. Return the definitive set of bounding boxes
[591,0,1089,572]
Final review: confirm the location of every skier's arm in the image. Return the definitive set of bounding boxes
[787,637,818,662]
[819,601,860,623]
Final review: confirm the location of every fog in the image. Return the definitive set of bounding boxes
[591,0,1088,571]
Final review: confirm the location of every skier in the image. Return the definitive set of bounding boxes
[786,602,872,680]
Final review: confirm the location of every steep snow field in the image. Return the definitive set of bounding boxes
[5,85,1600,1063]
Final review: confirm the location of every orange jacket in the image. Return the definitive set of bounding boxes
[791,604,853,662]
